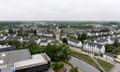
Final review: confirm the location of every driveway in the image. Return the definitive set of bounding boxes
[69,57,100,72]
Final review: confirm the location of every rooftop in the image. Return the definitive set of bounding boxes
[0,49,31,66]
[0,49,50,71]
[68,38,80,44]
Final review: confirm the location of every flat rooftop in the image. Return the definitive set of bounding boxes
[15,53,49,70]
[0,49,50,71]
[0,49,31,66]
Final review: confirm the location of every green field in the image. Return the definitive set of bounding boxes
[97,59,114,72]
[71,51,114,72]
[71,51,99,69]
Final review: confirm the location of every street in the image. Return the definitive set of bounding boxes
[69,57,100,72]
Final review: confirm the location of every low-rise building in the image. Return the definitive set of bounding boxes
[0,49,51,72]
[103,53,115,64]
[30,36,40,44]
[0,45,16,52]
[0,36,7,41]
[14,36,22,41]
[67,38,82,48]
[40,40,48,46]
[37,31,54,37]
[83,41,105,54]
[22,36,30,42]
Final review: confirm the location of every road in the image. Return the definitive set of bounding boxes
[69,57,100,72]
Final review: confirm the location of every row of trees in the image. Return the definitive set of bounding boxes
[8,28,37,36]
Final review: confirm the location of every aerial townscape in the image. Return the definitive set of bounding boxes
[0,21,120,72]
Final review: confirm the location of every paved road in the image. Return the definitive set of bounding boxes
[69,57,100,72]
[111,63,120,72]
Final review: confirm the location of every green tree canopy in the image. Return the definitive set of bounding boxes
[62,38,68,44]
[78,33,87,43]
[70,67,78,72]
[7,39,21,48]
[44,44,71,62]
[51,62,64,72]
[114,39,119,47]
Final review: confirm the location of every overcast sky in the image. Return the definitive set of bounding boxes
[0,0,120,21]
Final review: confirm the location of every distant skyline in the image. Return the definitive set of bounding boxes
[0,0,120,21]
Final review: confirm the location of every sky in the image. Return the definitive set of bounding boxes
[0,0,120,21]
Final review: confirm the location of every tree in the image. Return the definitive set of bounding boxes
[44,44,71,62]
[100,28,109,32]
[68,34,76,39]
[70,67,78,72]
[78,33,87,43]
[0,40,7,45]
[8,28,14,34]
[33,30,37,35]
[62,38,68,44]
[7,39,21,48]
[20,40,44,54]
[21,40,37,49]
[114,39,119,47]
[29,44,44,54]
[51,62,64,72]
[105,44,114,52]
[0,31,7,35]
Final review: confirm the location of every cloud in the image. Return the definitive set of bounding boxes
[0,0,120,21]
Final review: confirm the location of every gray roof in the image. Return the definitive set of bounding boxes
[0,36,4,39]
[47,38,55,40]
[14,36,21,39]
[0,49,31,65]
[30,36,39,40]
[39,31,53,34]
[40,40,48,43]
[0,46,16,52]
[6,36,14,40]
[85,41,103,49]
[96,39,108,43]
[68,38,80,44]
[23,36,30,40]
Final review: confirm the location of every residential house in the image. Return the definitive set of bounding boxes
[22,36,30,42]
[0,36,7,41]
[103,53,115,64]
[39,40,48,46]
[43,32,54,37]
[67,38,82,48]
[14,36,22,41]
[37,31,54,37]
[83,41,105,54]
[61,33,67,39]
[6,35,15,40]
[30,36,40,44]
[93,38,108,45]
[47,38,56,43]
[0,45,16,52]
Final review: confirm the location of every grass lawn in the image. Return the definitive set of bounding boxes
[71,51,99,69]
[71,51,114,72]
[96,59,114,72]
